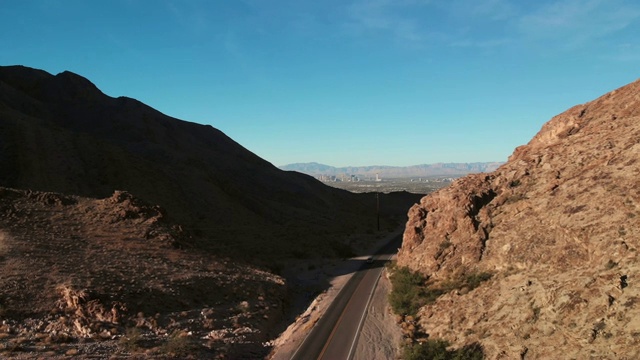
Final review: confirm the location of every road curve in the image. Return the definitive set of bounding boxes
[291,235,402,360]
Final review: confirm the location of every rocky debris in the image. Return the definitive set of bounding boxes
[397,78,640,358]
[0,187,287,358]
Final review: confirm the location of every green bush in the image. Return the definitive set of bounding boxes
[404,340,484,360]
[464,272,493,290]
[160,330,198,357]
[389,265,488,360]
[388,266,493,317]
[438,271,492,294]
[388,266,430,316]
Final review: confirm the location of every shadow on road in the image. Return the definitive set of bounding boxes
[269,233,403,350]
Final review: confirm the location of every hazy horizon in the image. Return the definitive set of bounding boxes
[278,160,503,168]
[2,1,639,167]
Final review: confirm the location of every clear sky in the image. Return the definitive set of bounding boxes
[2,1,639,167]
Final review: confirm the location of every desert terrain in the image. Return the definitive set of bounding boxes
[0,65,421,358]
[396,78,640,358]
[4,64,639,359]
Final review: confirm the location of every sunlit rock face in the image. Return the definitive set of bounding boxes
[398,78,640,359]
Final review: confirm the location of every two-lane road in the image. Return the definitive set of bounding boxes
[291,235,402,360]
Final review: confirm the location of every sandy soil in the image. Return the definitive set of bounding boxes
[268,230,403,360]
[353,268,403,360]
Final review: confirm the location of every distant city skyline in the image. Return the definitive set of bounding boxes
[279,160,502,178]
[2,1,639,167]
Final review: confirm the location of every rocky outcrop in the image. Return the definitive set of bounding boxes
[397,78,640,358]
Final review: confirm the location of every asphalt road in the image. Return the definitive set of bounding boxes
[291,235,402,360]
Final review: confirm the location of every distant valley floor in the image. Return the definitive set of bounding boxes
[321,178,452,194]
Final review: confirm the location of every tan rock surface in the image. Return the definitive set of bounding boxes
[398,78,640,358]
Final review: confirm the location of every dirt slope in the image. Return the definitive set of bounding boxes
[0,187,287,358]
[398,78,640,358]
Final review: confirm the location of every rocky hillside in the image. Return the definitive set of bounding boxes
[0,65,412,263]
[0,65,423,358]
[0,187,286,358]
[398,78,640,358]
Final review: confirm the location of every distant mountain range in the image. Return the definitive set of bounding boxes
[279,162,503,178]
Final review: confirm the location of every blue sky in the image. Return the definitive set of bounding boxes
[2,0,639,167]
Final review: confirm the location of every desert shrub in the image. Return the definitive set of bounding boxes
[506,194,526,203]
[404,340,484,360]
[435,240,452,259]
[531,306,541,322]
[389,266,492,317]
[235,301,250,314]
[464,272,493,290]
[160,330,198,357]
[119,327,143,352]
[439,240,452,250]
[404,339,449,360]
[388,266,431,316]
[439,271,492,294]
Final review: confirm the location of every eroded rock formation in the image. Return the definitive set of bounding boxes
[398,78,640,358]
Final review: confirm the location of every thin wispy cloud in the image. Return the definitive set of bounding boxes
[517,0,640,48]
[164,0,211,36]
[449,38,512,49]
[339,0,640,55]
[342,0,518,49]
[343,0,434,43]
[448,0,517,21]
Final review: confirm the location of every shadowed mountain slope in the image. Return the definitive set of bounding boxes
[0,65,408,262]
[397,78,640,358]
[0,65,424,358]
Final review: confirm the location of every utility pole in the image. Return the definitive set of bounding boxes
[376,192,380,231]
